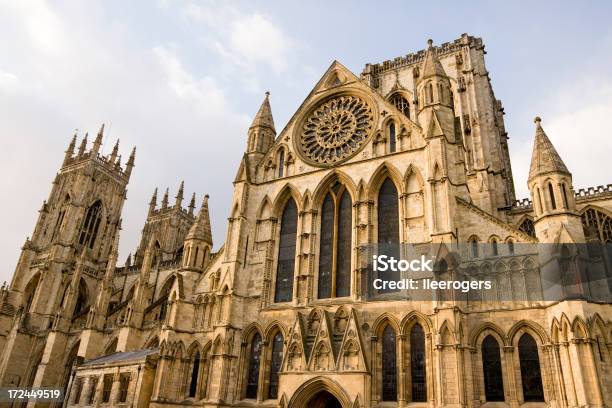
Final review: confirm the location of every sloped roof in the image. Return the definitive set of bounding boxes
[528,117,570,181]
[81,348,158,367]
[249,92,275,133]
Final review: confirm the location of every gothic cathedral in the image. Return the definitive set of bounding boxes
[0,34,611,408]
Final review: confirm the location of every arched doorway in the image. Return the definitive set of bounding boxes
[289,377,350,408]
[307,390,342,408]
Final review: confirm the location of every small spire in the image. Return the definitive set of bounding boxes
[109,139,119,163]
[161,187,169,209]
[92,123,104,155]
[115,154,122,167]
[188,192,196,215]
[419,38,447,81]
[186,194,213,245]
[125,146,136,178]
[149,187,158,214]
[64,133,77,165]
[528,116,570,181]
[125,253,132,268]
[249,92,276,133]
[175,180,184,208]
[78,133,88,156]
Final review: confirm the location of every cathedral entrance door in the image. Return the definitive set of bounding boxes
[307,390,342,408]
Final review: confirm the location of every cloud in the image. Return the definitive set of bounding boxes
[0,1,250,283]
[180,3,293,75]
[510,78,612,199]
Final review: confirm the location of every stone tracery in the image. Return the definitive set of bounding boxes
[299,95,374,165]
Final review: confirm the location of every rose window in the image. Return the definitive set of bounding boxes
[298,95,374,165]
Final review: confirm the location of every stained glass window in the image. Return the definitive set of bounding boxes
[582,208,612,243]
[519,218,536,238]
[378,179,400,289]
[390,94,410,119]
[318,194,334,299]
[411,323,427,402]
[275,199,297,302]
[318,188,352,299]
[246,333,262,399]
[268,332,284,399]
[382,325,397,401]
[482,335,504,401]
[518,333,544,402]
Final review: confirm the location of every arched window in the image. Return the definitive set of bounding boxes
[268,332,284,399]
[318,187,352,299]
[548,183,556,210]
[390,94,410,119]
[491,238,498,257]
[470,237,479,258]
[410,323,427,402]
[388,122,396,153]
[508,239,515,255]
[188,351,200,398]
[519,218,536,238]
[582,208,612,242]
[245,333,262,399]
[426,83,434,104]
[278,149,285,178]
[535,187,543,214]
[377,178,400,289]
[561,184,569,208]
[274,198,297,303]
[78,200,102,249]
[518,333,544,402]
[482,335,504,401]
[382,325,397,401]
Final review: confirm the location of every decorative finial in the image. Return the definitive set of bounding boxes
[427,38,433,48]
[534,116,542,124]
[265,91,270,97]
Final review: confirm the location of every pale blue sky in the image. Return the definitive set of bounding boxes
[1,0,611,282]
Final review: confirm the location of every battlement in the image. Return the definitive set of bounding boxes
[575,184,612,201]
[361,33,483,77]
[512,183,612,212]
[60,125,135,180]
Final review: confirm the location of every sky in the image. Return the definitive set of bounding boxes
[1,0,612,283]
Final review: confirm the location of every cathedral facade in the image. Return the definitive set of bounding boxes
[0,34,611,408]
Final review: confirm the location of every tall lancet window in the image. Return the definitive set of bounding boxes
[482,335,504,401]
[382,325,397,401]
[388,123,397,153]
[548,183,557,210]
[78,200,102,249]
[410,323,427,402]
[188,351,200,398]
[318,185,352,299]
[275,198,297,303]
[277,149,285,178]
[518,333,544,402]
[268,332,284,399]
[377,178,400,289]
[245,333,262,399]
